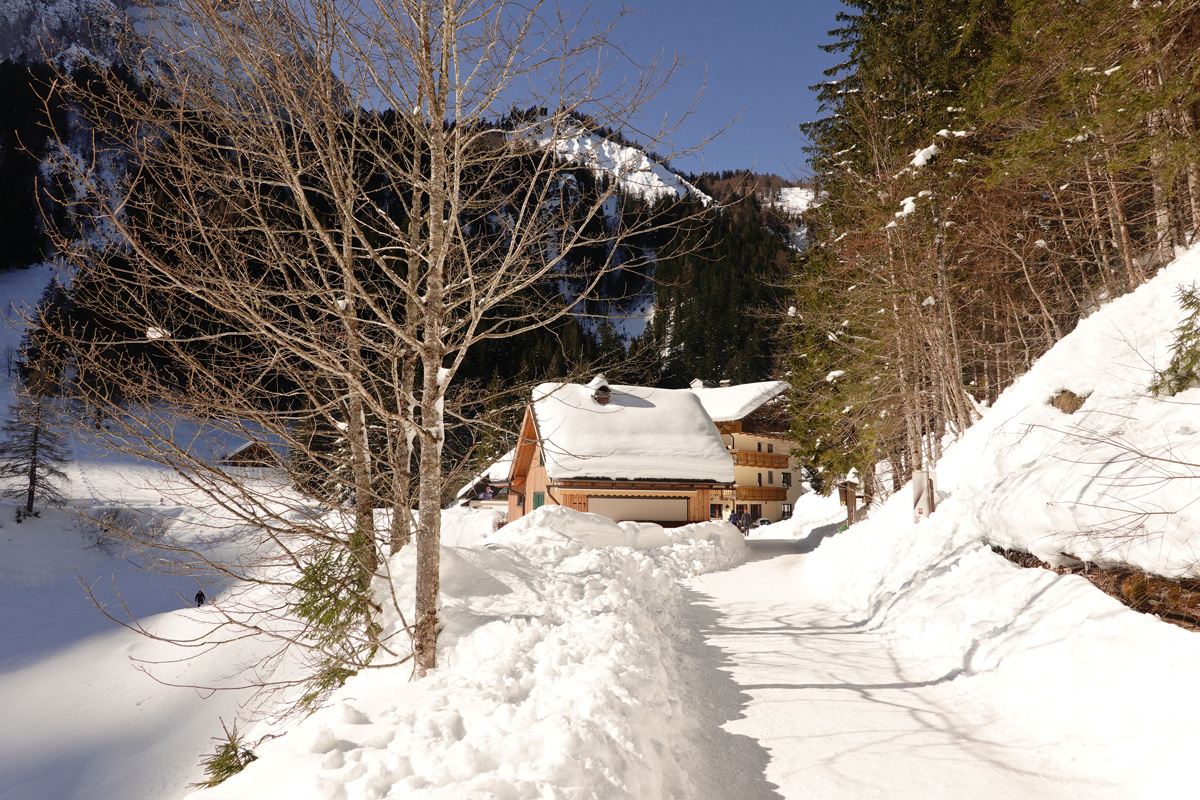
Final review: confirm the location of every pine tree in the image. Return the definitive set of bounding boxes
[0,387,70,518]
[1151,285,1200,396]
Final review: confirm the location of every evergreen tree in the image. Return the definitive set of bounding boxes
[1151,284,1200,397]
[0,387,70,518]
[647,194,792,387]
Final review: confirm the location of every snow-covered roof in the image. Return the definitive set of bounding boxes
[531,382,734,483]
[455,449,516,499]
[686,380,789,423]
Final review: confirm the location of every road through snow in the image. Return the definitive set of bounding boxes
[684,541,1113,800]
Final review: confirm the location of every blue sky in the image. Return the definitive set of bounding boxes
[573,1,848,179]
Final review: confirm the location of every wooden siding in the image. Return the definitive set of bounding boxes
[693,488,716,521]
[525,445,551,507]
[558,486,730,524]
[562,493,589,512]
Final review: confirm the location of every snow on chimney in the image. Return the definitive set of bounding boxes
[587,374,611,405]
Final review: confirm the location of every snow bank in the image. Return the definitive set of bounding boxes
[786,248,1200,795]
[942,251,1200,576]
[192,508,746,799]
[807,245,1200,615]
[746,491,844,542]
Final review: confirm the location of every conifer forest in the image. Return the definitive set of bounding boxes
[790,0,1200,496]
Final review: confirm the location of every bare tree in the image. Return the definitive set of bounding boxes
[44,0,705,698]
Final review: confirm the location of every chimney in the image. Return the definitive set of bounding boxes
[587,374,611,405]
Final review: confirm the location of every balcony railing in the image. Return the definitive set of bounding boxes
[736,486,788,502]
[732,450,790,469]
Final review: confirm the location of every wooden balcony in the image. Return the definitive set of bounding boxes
[732,450,790,469]
[735,486,788,502]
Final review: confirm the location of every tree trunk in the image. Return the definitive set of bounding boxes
[1180,103,1200,241]
[1103,159,1142,290]
[413,0,453,677]
[414,350,444,676]
[1142,41,1174,265]
[388,351,417,556]
[25,398,40,515]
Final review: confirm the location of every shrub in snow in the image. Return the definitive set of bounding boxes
[192,721,258,788]
[1050,389,1087,415]
[290,547,377,709]
[76,506,168,553]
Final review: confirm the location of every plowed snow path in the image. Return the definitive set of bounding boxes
[683,543,1112,800]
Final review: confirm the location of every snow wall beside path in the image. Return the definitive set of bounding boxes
[800,245,1200,795]
[192,507,747,800]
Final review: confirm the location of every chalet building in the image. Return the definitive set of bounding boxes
[506,376,735,525]
[219,439,276,468]
[455,449,514,512]
[687,379,804,522]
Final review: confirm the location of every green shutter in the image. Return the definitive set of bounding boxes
[533,492,545,509]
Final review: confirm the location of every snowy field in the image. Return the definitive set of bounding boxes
[6,246,1200,799]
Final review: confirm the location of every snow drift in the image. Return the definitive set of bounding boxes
[191,508,746,799]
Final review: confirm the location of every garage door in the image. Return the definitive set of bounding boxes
[587,496,688,523]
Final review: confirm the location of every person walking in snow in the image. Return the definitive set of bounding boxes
[195,589,206,606]
[740,511,751,534]
[728,509,738,527]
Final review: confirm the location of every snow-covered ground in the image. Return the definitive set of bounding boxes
[685,246,1200,797]
[6,245,1200,799]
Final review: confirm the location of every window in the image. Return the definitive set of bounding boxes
[709,503,722,519]
[782,503,793,519]
[533,492,545,509]
[757,472,762,486]
[782,472,792,488]
[757,442,762,452]
[768,471,774,485]
[538,449,544,467]
[767,443,774,453]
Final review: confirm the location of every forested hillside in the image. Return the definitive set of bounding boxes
[0,14,798,403]
[790,0,1200,496]
[0,0,806,527]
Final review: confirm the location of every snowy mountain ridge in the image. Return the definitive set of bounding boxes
[0,0,710,212]
[0,0,130,63]
[769,185,814,217]
[534,122,712,206]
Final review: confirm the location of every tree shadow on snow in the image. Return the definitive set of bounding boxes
[675,586,785,800]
